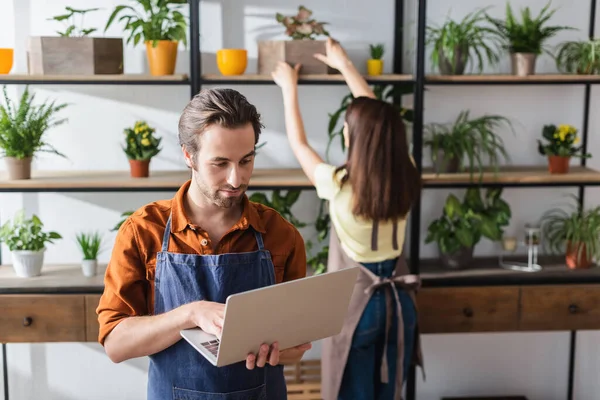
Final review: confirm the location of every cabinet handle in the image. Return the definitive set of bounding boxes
[22,317,33,327]
[568,304,579,314]
[463,307,474,318]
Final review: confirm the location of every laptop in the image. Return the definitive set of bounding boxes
[180,267,359,367]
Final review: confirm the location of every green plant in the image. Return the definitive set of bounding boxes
[369,44,384,60]
[122,120,162,161]
[537,124,591,158]
[426,8,502,74]
[0,85,68,160]
[276,5,329,40]
[306,199,331,274]
[105,0,188,48]
[326,83,414,161]
[486,1,573,55]
[249,190,306,228]
[112,211,134,231]
[76,232,103,260]
[540,195,600,264]
[425,187,511,254]
[555,39,600,74]
[49,6,100,37]
[0,210,62,251]
[424,110,514,178]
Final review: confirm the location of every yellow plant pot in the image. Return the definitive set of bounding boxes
[367,59,383,76]
[217,49,248,76]
[0,48,14,74]
[145,40,178,76]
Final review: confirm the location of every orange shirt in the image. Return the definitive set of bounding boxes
[96,180,307,345]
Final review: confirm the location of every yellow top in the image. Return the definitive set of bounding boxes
[314,163,407,263]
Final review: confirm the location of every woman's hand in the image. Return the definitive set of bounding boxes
[272,61,301,93]
[313,37,351,71]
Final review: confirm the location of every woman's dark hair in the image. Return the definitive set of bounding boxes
[335,96,421,221]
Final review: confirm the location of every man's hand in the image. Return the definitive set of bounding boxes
[246,342,312,370]
[183,301,225,339]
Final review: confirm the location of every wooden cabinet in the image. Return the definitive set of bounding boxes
[85,295,102,342]
[0,295,86,342]
[416,287,520,333]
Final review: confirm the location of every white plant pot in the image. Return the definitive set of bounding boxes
[81,259,98,277]
[12,249,45,278]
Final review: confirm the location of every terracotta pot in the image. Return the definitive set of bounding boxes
[129,159,150,178]
[548,155,570,174]
[145,40,178,76]
[566,241,593,269]
[5,157,32,180]
[440,246,474,269]
[510,52,537,76]
[367,59,383,76]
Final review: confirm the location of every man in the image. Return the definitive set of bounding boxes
[97,88,311,399]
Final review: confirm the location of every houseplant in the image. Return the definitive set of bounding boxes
[112,211,134,231]
[426,8,502,75]
[424,110,513,178]
[537,124,591,174]
[555,39,600,74]
[0,210,62,277]
[0,85,68,179]
[105,0,188,76]
[76,232,103,277]
[122,120,162,178]
[367,44,384,76]
[486,2,573,76]
[425,187,511,269]
[258,5,332,75]
[540,196,600,269]
[249,190,306,229]
[28,6,123,75]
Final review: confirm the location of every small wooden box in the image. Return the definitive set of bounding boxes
[27,37,124,75]
[257,39,336,75]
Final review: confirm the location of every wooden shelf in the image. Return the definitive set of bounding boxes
[0,169,312,192]
[0,264,106,294]
[426,73,600,85]
[201,73,414,85]
[0,73,190,85]
[422,166,600,187]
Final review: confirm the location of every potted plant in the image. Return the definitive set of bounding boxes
[426,8,502,75]
[555,39,600,74]
[28,6,124,75]
[424,110,513,178]
[111,211,134,232]
[105,0,188,76]
[0,85,68,179]
[76,232,103,277]
[367,44,384,76]
[425,187,511,269]
[537,124,591,174]
[0,210,62,277]
[257,5,332,75]
[486,2,573,76]
[541,196,600,269]
[122,120,162,178]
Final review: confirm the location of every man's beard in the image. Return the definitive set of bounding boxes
[194,177,247,208]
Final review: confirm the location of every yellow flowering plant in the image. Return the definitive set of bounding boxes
[122,120,162,161]
[537,124,591,158]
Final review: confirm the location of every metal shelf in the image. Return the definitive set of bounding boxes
[201,73,414,86]
[0,74,190,85]
[426,74,600,85]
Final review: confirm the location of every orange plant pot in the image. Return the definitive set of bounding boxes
[548,155,570,174]
[0,48,14,74]
[145,40,178,76]
[566,241,593,269]
[129,159,150,178]
[216,49,248,76]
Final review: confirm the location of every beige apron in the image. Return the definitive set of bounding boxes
[321,220,425,400]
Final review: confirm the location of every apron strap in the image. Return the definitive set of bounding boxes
[371,220,399,251]
[161,214,172,253]
[253,229,265,251]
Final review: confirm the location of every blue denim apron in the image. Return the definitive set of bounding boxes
[147,213,287,400]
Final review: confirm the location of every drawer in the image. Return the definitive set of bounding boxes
[0,295,85,342]
[520,285,600,331]
[416,287,520,333]
[85,295,102,342]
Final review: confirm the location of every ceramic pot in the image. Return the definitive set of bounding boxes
[12,249,45,277]
[145,40,178,76]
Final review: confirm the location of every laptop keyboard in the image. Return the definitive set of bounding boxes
[201,339,220,357]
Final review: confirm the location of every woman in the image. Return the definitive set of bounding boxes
[272,38,423,400]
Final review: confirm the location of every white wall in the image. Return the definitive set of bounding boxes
[1,0,600,399]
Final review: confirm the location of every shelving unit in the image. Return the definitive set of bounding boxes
[1,0,600,400]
